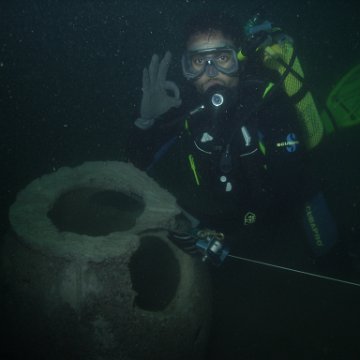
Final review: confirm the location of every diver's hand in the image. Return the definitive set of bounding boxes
[135,51,182,129]
[240,31,273,59]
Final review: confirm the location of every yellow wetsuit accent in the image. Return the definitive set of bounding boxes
[263,42,324,150]
[188,154,200,186]
[184,118,190,132]
[258,140,266,155]
[262,82,275,99]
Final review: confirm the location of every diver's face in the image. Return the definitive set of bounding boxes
[186,31,239,93]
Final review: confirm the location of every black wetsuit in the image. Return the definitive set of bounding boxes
[127,78,320,256]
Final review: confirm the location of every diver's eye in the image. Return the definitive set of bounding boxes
[192,56,205,65]
[216,53,230,63]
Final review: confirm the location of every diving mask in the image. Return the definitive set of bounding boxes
[182,46,239,80]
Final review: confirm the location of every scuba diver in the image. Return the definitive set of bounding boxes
[127,11,339,269]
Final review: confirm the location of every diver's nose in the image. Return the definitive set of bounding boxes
[205,60,219,78]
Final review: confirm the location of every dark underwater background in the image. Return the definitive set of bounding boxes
[1,0,360,359]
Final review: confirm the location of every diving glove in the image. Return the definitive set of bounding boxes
[239,13,291,61]
[239,31,273,60]
[135,51,182,130]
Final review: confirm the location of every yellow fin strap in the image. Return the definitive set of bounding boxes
[263,42,324,150]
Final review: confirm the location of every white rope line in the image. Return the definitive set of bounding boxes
[228,254,360,288]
